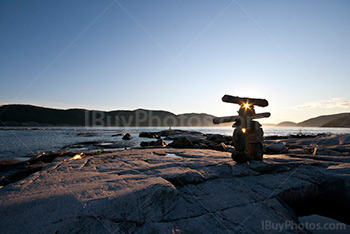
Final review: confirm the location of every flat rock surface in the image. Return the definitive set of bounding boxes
[0,148,349,234]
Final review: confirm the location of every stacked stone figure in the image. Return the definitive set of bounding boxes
[213,95,270,163]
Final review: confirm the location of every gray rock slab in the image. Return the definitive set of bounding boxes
[0,148,349,234]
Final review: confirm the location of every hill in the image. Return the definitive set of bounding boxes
[275,121,299,127]
[298,113,350,127]
[2,104,349,128]
[321,114,350,127]
[0,104,216,127]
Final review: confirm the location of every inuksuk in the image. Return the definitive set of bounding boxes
[213,95,270,163]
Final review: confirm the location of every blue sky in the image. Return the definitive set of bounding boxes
[0,0,349,123]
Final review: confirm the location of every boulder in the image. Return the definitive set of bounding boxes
[247,143,263,160]
[312,146,344,156]
[140,141,154,147]
[96,142,135,148]
[35,151,71,163]
[206,134,225,143]
[77,132,99,137]
[139,132,159,138]
[195,143,209,149]
[112,133,124,137]
[122,133,133,140]
[328,145,350,153]
[288,144,304,149]
[155,138,167,147]
[248,161,276,174]
[211,142,228,151]
[288,149,307,154]
[246,128,263,143]
[140,139,167,147]
[233,128,247,151]
[266,143,287,154]
[169,137,193,148]
[231,150,253,163]
[159,129,203,137]
[159,130,206,141]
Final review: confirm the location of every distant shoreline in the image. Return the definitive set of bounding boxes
[0,125,349,129]
[1,104,349,127]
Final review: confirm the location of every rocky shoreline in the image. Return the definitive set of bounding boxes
[3,130,349,188]
[0,130,349,233]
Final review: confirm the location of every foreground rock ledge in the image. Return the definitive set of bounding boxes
[0,149,349,234]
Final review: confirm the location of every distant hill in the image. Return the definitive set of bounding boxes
[298,113,350,127]
[276,121,299,127]
[1,104,349,128]
[0,104,216,127]
[321,114,350,127]
[261,123,276,127]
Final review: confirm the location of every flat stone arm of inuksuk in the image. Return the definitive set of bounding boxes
[213,115,240,124]
[222,95,269,107]
[213,112,271,124]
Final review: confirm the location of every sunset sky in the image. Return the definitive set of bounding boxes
[1,0,349,124]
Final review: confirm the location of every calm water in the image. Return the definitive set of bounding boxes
[1,126,350,161]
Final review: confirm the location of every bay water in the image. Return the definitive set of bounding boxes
[1,126,350,161]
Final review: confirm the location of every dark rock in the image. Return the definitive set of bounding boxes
[169,137,193,148]
[36,151,71,163]
[158,130,205,142]
[158,129,203,137]
[74,141,100,145]
[233,128,247,151]
[140,141,153,147]
[288,144,304,149]
[141,139,167,147]
[206,134,225,143]
[122,133,132,140]
[141,141,151,147]
[139,132,159,138]
[288,149,307,154]
[212,142,228,151]
[231,150,253,163]
[244,128,264,160]
[96,142,135,148]
[194,142,209,149]
[77,132,99,137]
[248,161,276,174]
[266,143,287,154]
[155,138,167,147]
[0,164,45,186]
[205,134,232,145]
[0,159,21,165]
[247,142,264,160]
[328,145,350,153]
[163,171,205,186]
[312,146,344,156]
[112,133,124,137]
